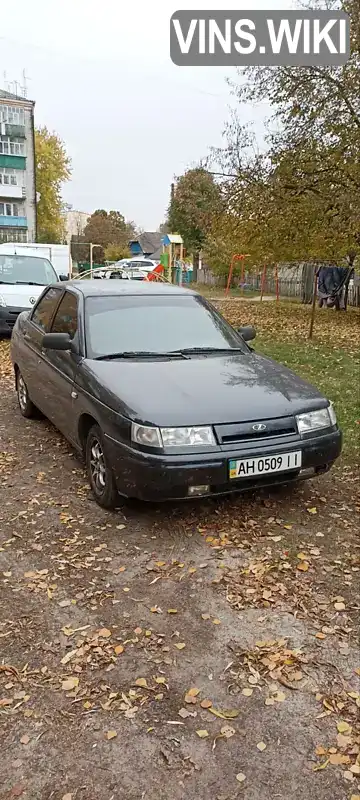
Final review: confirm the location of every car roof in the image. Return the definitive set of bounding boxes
[66,280,198,297]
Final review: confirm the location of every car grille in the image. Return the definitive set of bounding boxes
[215,416,298,447]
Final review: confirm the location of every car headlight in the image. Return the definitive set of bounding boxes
[131,423,162,448]
[131,423,216,448]
[0,294,7,307]
[296,404,336,435]
[161,426,216,447]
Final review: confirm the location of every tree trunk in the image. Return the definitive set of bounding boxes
[192,252,199,283]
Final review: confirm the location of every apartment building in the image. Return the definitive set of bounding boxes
[0,89,36,243]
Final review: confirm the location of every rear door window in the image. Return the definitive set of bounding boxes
[31,287,63,332]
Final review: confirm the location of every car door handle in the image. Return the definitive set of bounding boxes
[23,332,31,341]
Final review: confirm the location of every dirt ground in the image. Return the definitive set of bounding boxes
[0,345,359,800]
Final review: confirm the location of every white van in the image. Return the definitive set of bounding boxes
[0,242,71,279]
[0,247,61,335]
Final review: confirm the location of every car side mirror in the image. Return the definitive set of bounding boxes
[238,325,256,342]
[42,332,75,351]
[59,274,68,281]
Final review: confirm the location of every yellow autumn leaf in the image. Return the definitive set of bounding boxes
[187,687,200,697]
[98,628,111,638]
[200,699,213,709]
[334,602,346,611]
[273,691,286,703]
[61,676,79,691]
[242,688,253,697]
[106,730,117,740]
[196,729,209,738]
[257,742,267,751]
[307,507,317,514]
[155,677,166,684]
[114,644,124,655]
[209,707,239,719]
[337,721,351,734]
[135,678,148,688]
[174,643,186,650]
[236,773,246,783]
[297,562,309,572]
[83,701,91,709]
[313,758,329,771]
[212,618,221,625]
[167,609,178,614]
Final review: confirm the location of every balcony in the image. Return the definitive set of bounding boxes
[0,216,27,228]
[0,184,24,199]
[4,124,26,138]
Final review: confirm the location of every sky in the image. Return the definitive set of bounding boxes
[0,0,293,230]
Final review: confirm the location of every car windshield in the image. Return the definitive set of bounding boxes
[0,254,58,285]
[85,294,247,359]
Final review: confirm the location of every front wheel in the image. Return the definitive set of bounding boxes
[86,424,119,509]
[16,370,36,418]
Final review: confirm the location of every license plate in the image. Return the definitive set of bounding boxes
[229,451,302,479]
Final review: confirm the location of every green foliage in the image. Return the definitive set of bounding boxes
[35,127,71,243]
[104,243,131,262]
[168,168,222,256]
[83,211,136,263]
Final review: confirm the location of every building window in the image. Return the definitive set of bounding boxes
[0,138,25,156]
[0,168,19,186]
[0,201,24,217]
[0,105,25,125]
[0,229,27,242]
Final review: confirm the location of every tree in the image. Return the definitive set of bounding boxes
[83,210,136,263]
[168,168,222,278]
[104,243,131,262]
[35,127,71,243]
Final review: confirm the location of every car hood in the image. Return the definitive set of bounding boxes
[0,283,44,307]
[81,352,327,426]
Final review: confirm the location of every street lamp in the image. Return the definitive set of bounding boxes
[90,243,102,278]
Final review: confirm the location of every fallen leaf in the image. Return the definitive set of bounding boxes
[184,694,197,705]
[329,754,351,765]
[196,729,209,738]
[155,677,166,685]
[221,725,236,739]
[200,699,213,709]
[297,562,309,572]
[178,707,192,719]
[350,795,360,800]
[257,741,267,751]
[337,721,351,734]
[242,688,253,697]
[116,524,126,530]
[334,602,346,611]
[174,642,186,650]
[20,735,30,745]
[212,618,221,625]
[58,599,71,608]
[62,795,73,800]
[315,632,327,640]
[134,627,142,635]
[135,678,148,688]
[61,677,79,691]
[236,773,246,783]
[273,691,286,703]
[307,507,317,514]
[315,746,327,756]
[201,613,210,620]
[209,707,239,720]
[265,697,275,706]
[106,730,117,740]
[98,628,111,638]
[187,687,200,698]
[167,609,178,614]
[114,644,124,655]
[313,759,330,771]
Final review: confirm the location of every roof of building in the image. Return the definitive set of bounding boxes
[130,232,162,256]
[67,280,197,297]
[162,234,183,245]
[0,89,34,105]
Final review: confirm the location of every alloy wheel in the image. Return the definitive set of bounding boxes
[18,374,28,411]
[90,439,107,493]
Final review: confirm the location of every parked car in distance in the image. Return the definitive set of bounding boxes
[113,257,160,273]
[76,267,149,281]
[0,242,71,279]
[10,280,342,508]
[0,249,62,335]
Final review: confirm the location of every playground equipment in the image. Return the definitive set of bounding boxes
[225,254,250,296]
[161,234,184,282]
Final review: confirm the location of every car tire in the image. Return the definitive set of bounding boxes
[86,424,119,509]
[16,370,37,418]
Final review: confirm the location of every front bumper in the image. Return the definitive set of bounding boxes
[105,428,342,501]
[0,305,27,334]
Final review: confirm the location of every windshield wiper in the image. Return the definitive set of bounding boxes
[176,347,245,355]
[94,350,190,361]
[13,281,45,286]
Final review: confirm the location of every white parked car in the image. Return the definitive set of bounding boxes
[0,248,60,335]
